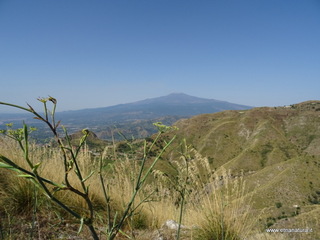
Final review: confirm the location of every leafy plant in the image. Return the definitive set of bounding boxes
[0,98,176,240]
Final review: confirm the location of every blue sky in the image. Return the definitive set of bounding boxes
[0,0,319,113]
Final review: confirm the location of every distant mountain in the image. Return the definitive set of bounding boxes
[57,93,252,122]
[0,93,252,141]
[55,93,252,139]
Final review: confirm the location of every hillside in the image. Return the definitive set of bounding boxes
[168,101,320,170]
[159,100,320,238]
[1,100,319,239]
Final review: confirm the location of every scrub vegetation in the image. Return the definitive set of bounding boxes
[0,98,319,240]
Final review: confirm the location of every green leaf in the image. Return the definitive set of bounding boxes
[82,171,95,183]
[51,182,67,189]
[0,162,15,169]
[112,212,118,228]
[85,185,90,194]
[78,218,84,235]
[32,162,42,171]
[0,162,22,174]
[17,174,35,179]
[119,229,132,239]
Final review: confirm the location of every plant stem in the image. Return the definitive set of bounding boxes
[99,155,112,234]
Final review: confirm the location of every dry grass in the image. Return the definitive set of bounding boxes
[0,136,259,239]
[151,148,257,240]
[0,137,99,239]
[187,169,256,240]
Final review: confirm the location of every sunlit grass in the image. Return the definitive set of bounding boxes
[0,136,258,239]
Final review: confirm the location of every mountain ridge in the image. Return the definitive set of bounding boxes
[0,93,252,141]
[58,93,252,113]
[53,93,253,140]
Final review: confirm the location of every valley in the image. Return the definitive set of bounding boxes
[0,96,319,239]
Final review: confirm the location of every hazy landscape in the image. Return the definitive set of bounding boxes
[0,96,319,239]
[1,1,319,239]
[0,93,252,142]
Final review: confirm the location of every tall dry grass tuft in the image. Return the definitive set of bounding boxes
[185,151,256,239]
[0,138,37,215]
[189,169,255,239]
[153,147,256,240]
[0,174,35,214]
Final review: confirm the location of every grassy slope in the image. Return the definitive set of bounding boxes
[50,100,320,238]
[1,101,319,239]
[162,101,320,238]
[170,102,320,170]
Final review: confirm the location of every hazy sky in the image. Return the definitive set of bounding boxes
[1,0,319,113]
